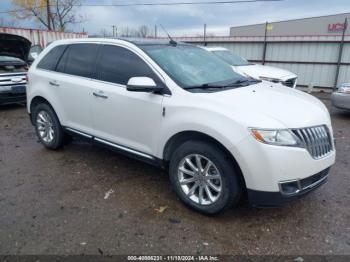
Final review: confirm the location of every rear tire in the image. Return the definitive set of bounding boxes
[33,103,65,150]
[169,140,242,214]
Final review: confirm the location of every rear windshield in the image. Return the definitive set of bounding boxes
[212,50,250,66]
[0,56,24,63]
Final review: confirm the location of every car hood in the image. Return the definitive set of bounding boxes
[236,64,297,80]
[0,33,32,62]
[200,82,330,129]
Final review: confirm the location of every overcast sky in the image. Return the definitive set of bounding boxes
[1,0,350,36]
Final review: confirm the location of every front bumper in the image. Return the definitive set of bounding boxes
[0,84,27,105]
[0,92,26,105]
[232,134,335,192]
[331,92,350,110]
[247,167,330,207]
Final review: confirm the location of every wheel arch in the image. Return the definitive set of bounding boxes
[162,130,247,190]
[29,96,55,125]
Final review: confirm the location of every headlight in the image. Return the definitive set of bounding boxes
[250,128,301,147]
[337,86,350,94]
[259,76,282,83]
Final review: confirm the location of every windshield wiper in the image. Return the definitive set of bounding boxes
[184,78,261,90]
[223,78,261,87]
[183,83,226,90]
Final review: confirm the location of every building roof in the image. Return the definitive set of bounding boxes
[230,12,350,29]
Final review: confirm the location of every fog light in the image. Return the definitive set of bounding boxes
[279,181,300,195]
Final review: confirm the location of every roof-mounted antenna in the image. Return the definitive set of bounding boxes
[160,24,177,46]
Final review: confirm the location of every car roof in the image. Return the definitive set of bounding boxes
[202,46,229,52]
[49,37,186,47]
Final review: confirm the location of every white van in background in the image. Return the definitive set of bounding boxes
[204,47,298,88]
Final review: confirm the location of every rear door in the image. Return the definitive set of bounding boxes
[52,43,100,134]
[90,44,164,156]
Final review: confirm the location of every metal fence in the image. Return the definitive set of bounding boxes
[0,26,87,48]
[170,34,350,90]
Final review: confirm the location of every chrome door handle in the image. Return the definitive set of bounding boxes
[93,92,108,99]
[49,81,60,87]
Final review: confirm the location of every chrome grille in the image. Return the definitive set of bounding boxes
[292,125,333,159]
[0,73,27,86]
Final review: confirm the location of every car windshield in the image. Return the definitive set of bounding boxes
[212,50,250,66]
[140,44,246,88]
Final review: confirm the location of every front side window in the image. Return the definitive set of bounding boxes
[212,50,250,66]
[97,45,158,85]
[141,44,245,88]
[56,44,99,78]
[37,45,67,71]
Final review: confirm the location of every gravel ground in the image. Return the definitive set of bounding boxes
[0,94,349,256]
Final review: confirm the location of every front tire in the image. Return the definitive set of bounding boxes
[169,141,242,214]
[33,103,64,150]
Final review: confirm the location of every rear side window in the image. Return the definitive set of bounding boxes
[56,44,99,78]
[37,45,67,71]
[97,45,157,85]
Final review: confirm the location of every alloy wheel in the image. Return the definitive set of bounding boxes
[36,110,55,143]
[177,154,222,205]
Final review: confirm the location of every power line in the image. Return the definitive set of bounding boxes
[0,0,283,14]
[79,0,283,7]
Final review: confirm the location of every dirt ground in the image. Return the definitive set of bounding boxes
[0,93,349,256]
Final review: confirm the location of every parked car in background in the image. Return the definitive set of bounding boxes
[28,45,44,64]
[0,33,31,105]
[27,39,335,214]
[204,47,298,88]
[331,83,350,111]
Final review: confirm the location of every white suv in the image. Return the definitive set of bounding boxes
[27,38,336,214]
[204,47,298,88]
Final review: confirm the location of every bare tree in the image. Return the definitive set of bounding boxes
[119,26,139,37]
[118,25,154,38]
[119,26,129,37]
[11,0,84,31]
[51,0,84,31]
[138,25,150,38]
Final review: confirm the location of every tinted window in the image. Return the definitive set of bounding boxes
[97,45,157,85]
[37,45,66,70]
[57,44,99,78]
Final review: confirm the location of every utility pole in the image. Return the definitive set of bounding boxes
[262,21,268,65]
[112,25,116,38]
[46,0,51,30]
[155,25,157,38]
[334,17,348,89]
[204,24,207,46]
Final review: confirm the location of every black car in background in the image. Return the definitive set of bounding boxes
[0,33,31,105]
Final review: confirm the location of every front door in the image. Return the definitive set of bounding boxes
[90,44,164,156]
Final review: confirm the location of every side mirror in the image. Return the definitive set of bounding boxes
[126,77,163,93]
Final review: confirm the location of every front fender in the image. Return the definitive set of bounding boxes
[156,106,249,160]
